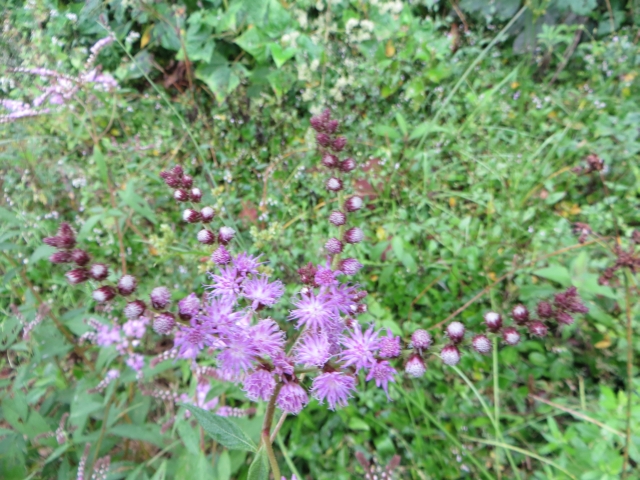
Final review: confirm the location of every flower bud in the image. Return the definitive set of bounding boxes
[190,187,202,202]
[150,287,171,310]
[92,285,117,303]
[405,354,426,378]
[171,165,183,177]
[65,268,89,285]
[446,321,465,344]
[174,189,189,202]
[310,115,325,132]
[502,327,521,346]
[484,311,502,332]
[212,245,231,265]
[345,196,363,212]
[124,300,146,319]
[326,119,339,134]
[197,229,216,245]
[181,174,193,188]
[322,153,339,168]
[344,227,364,244]
[89,263,109,281]
[153,312,176,335]
[332,136,347,151]
[339,258,363,275]
[355,303,367,314]
[472,334,492,354]
[329,211,346,226]
[44,235,76,250]
[200,206,215,223]
[537,301,554,319]
[183,208,201,223]
[378,331,401,358]
[556,311,574,325]
[441,344,461,366]
[50,251,72,264]
[117,274,137,296]
[160,170,181,188]
[57,222,75,239]
[352,290,368,302]
[324,238,343,255]
[528,321,548,337]
[70,249,91,266]
[316,133,331,147]
[411,329,432,350]
[511,304,529,325]
[218,226,235,245]
[340,157,357,172]
[326,177,343,192]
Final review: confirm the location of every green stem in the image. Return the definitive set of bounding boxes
[622,270,635,479]
[261,383,283,479]
[492,335,502,479]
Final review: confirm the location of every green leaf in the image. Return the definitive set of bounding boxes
[93,147,109,186]
[269,43,296,69]
[348,417,370,431]
[29,245,56,264]
[118,181,157,224]
[184,405,256,452]
[247,447,269,480]
[235,27,268,62]
[196,54,242,103]
[0,207,19,225]
[534,265,571,287]
[217,450,232,480]
[110,424,166,448]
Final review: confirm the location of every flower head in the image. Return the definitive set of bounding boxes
[218,332,258,375]
[311,372,356,410]
[243,369,276,402]
[207,266,243,298]
[295,333,332,367]
[233,252,263,277]
[242,276,284,310]
[472,335,492,354]
[250,318,285,358]
[405,354,426,378]
[277,381,309,415]
[441,344,461,366]
[366,360,396,398]
[178,293,200,320]
[340,323,379,372]
[289,291,336,331]
[446,321,465,344]
[378,329,401,359]
[411,329,432,350]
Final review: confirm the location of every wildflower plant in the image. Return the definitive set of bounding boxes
[37,109,593,479]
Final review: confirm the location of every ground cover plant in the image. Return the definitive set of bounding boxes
[1,1,639,479]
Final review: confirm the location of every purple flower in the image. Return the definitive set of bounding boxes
[289,291,337,331]
[212,245,232,265]
[200,296,244,334]
[242,276,284,310]
[250,318,285,358]
[182,380,220,416]
[174,323,219,360]
[243,369,276,401]
[378,329,401,358]
[327,282,358,316]
[126,354,144,371]
[233,252,263,277]
[311,372,356,410]
[272,352,295,376]
[123,317,148,339]
[218,332,259,375]
[365,360,396,398]
[207,266,243,298]
[277,381,309,415]
[95,324,121,347]
[340,323,379,372]
[314,262,340,287]
[294,333,332,367]
[178,293,200,320]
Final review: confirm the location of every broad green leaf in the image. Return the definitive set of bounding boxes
[235,27,268,62]
[247,447,269,480]
[348,417,370,431]
[150,460,167,480]
[0,207,19,225]
[534,265,571,287]
[184,405,256,452]
[110,424,166,448]
[175,451,215,478]
[29,245,56,264]
[269,43,296,69]
[196,54,242,103]
[217,450,232,480]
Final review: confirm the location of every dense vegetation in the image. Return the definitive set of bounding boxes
[1,1,639,479]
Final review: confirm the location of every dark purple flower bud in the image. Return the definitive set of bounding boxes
[200,207,215,223]
[405,354,426,378]
[178,293,200,320]
[332,136,347,151]
[446,321,465,344]
[124,300,146,319]
[322,153,339,168]
[316,133,331,147]
[44,236,62,248]
[310,115,325,132]
[50,251,72,264]
[329,211,346,226]
[345,196,363,212]
[218,226,235,245]
[57,222,75,240]
[320,108,331,122]
[153,312,175,335]
[89,263,109,281]
[197,229,216,245]
[160,170,181,188]
[340,157,357,172]
[324,238,343,255]
[554,287,589,314]
[528,321,548,337]
[92,285,117,303]
[297,262,317,285]
[502,327,521,346]
[441,344,461,366]
[190,187,202,203]
[484,311,502,332]
[181,174,193,189]
[472,334,492,354]
[344,227,364,244]
[411,329,432,350]
[117,274,137,296]
[173,189,189,202]
[352,290,368,302]
[326,177,343,192]
[70,249,90,266]
[511,304,529,325]
[326,119,339,134]
[340,258,363,275]
[355,303,367,314]
[171,165,184,177]
[65,268,88,285]
[150,287,171,310]
[537,301,554,319]
[182,208,201,223]
[212,245,231,265]
[556,311,574,325]
[44,233,76,249]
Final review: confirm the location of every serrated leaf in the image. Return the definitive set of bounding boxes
[247,447,269,480]
[184,404,256,452]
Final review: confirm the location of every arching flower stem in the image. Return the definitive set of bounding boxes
[261,382,283,479]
